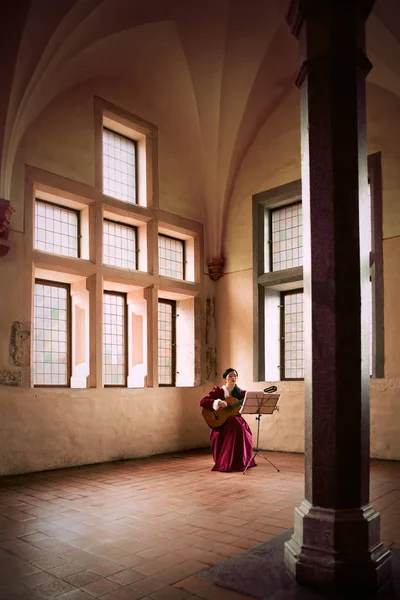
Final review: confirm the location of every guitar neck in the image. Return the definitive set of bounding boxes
[225,397,243,410]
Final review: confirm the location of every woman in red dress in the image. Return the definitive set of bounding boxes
[200,368,256,472]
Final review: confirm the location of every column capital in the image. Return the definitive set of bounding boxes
[287,0,376,39]
[287,0,374,88]
[207,257,224,281]
[294,50,373,88]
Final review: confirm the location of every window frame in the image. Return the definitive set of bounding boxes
[35,198,81,258]
[158,298,177,387]
[25,99,203,390]
[103,290,128,388]
[269,201,302,272]
[280,288,304,381]
[368,152,384,379]
[94,96,159,210]
[253,179,303,382]
[102,127,138,205]
[253,155,384,382]
[158,233,186,281]
[33,278,72,388]
[103,218,138,271]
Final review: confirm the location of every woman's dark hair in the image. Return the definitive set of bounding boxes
[222,368,241,400]
[222,368,238,379]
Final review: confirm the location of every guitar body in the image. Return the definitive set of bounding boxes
[202,395,243,429]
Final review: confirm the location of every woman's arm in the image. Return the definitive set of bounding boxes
[200,386,223,409]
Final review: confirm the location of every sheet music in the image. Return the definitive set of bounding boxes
[241,391,280,415]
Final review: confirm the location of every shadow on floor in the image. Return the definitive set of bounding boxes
[198,529,399,600]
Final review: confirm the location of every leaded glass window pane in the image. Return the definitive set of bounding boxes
[158,300,174,386]
[271,203,303,271]
[103,220,137,270]
[282,291,304,380]
[158,235,184,280]
[35,200,79,258]
[367,183,373,376]
[103,293,126,386]
[33,281,69,386]
[103,129,136,204]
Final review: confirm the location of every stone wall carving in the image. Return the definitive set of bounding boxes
[0,198,15,257]
[10,321,31,367]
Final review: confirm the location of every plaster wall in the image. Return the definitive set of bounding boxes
[224,83,400,271]
[219,83,400,461]
[0,221,216,475]
[10,77,205,234]
[216,269,305,454]
[0,231,27,380]
[216,269,400,460]
[383,236,400,379]
[0,386,213,476]
[1,65,399,476]
[0,73,216,476]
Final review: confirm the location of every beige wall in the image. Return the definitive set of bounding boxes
[0,225,216,476]
[0,75,216,476]
[216,269,305,454]
[219,82,400,461]
[383,237,400,379]
[0,386,212,476]
[216,268,399,460]
[10,78,205,233]
[1,67,399,476]
[368,84,400,239]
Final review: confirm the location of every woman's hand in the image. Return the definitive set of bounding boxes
[212,399,228,410]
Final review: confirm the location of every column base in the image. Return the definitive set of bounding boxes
[284,500,391,591]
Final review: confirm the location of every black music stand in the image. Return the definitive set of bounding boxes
[242,391,281,474]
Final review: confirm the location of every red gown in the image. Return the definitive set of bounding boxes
[200,386,257,472]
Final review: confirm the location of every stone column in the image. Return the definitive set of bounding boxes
[284,0,391,590]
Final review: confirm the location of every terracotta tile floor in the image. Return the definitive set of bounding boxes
[0,450,399,600]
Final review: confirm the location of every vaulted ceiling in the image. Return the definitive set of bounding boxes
[1,0,400,257]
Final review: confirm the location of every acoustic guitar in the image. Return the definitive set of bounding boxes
[202,395,243,429]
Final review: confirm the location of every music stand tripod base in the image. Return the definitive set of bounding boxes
[241,392,281,474]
